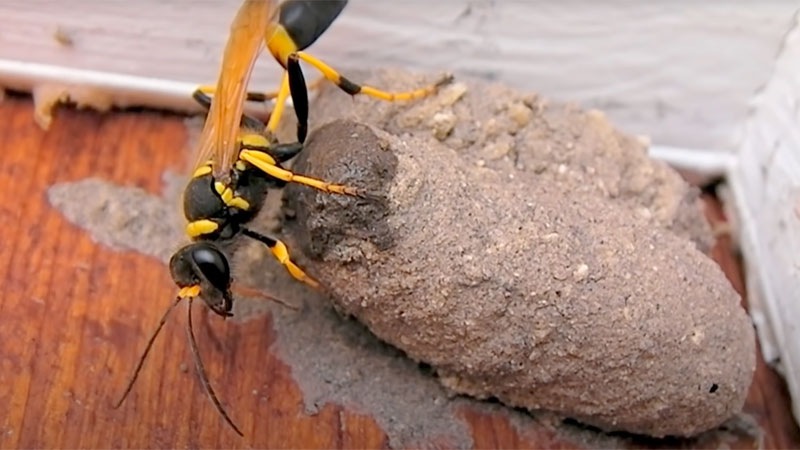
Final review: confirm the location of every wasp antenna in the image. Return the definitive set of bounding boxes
[186,299,244,438]
[231,283,302,311]
[114,296,183,409]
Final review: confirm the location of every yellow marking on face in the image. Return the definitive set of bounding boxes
[193,165,212,178]
[179,285,201,298]
[239,133,270,149]
[186,220,219,238]
[266,25,299,67]
[235,161,247,172]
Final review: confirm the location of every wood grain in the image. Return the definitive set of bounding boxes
[0,96,796,448]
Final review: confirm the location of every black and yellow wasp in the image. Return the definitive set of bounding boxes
[113,0,451,438]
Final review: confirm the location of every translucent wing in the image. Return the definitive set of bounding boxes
[193,0,277,179]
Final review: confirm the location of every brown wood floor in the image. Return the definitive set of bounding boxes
[0,96,797,449]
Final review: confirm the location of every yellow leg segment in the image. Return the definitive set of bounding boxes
[241,227,320,289]
[266,72,291,135]
[198,76,324,104]
[293,51,453,101]
[270,240,319,289]
[239,150,362,197]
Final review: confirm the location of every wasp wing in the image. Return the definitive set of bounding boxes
[193,0,277,178]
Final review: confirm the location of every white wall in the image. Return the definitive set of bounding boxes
[729,11,800,424]
[0,1,798,150]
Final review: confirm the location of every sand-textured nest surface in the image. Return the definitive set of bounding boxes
[281,71,755,437]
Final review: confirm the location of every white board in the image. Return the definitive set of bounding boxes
[729,11,800,425]
[0,0,797,150]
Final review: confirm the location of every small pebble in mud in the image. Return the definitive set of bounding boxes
[430,111,457,140]
[507,102,532,129]
[285,119,755,438]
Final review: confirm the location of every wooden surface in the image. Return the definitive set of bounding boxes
[0,95,797,448]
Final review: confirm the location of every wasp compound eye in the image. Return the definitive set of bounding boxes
[191,243,232,292]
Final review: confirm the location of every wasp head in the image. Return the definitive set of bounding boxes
[169,242,234,317]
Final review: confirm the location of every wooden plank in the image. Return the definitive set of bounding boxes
[0,96,796,448]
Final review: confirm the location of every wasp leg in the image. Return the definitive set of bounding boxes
[240,228,319,289]
[239,149,365,197]
[195,85,277,103]
[289,52,453,102]
[238,134,303,163]
[198,72,321,144]
[265,72,291,138]
[269,142,304,163]
[263,62,311,143]
[196,77,325,105]
[287,56,308,143]
[192,89,264,131]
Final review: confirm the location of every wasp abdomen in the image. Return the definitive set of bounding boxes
[279,0,347,52]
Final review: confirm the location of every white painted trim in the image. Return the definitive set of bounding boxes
[0,1,795,149]
[728,11,800,425]
[0,59,201,112]
[0,58,735,177]
[649,146,734,176]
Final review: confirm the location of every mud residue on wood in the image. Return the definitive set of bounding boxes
[48,176,475,448]
[47,174,762,448]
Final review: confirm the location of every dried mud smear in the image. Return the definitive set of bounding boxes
[283,71,755,437]
[48,176,475,449]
